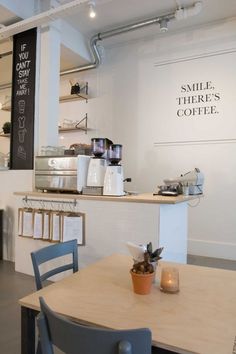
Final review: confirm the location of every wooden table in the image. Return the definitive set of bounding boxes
[19,254,236,354]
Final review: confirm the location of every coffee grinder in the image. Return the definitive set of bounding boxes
[87,138,107,187]
[103,144,125,196]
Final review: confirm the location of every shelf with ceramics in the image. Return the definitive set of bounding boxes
[59,114,90,134]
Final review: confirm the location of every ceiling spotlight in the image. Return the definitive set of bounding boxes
[88,1,96,19]
[160,18,168,33]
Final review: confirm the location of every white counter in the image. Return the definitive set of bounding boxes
[14,191,201,274]
[14,191,197,204]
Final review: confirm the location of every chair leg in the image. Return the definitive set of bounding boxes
[21,306,39,354]
[36,340,42,354]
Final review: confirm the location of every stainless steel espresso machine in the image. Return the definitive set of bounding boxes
[35,155,90,193]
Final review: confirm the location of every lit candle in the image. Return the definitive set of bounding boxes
[160,267,179,293]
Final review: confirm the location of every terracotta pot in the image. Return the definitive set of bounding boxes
[130,270,154,295]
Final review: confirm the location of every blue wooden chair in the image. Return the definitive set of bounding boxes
[37,296,152,354]
[31,239,78,290]
[31,240,78,354]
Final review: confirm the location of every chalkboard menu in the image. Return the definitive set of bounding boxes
[10,28,37,170]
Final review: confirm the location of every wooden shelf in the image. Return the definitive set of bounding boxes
[1,89,90,136]
[59,114,89,134]
[0,133,10,137]
[1,106,11,112]
[1,94,89,111]
[59,93,89,103]
[59,127,88,133]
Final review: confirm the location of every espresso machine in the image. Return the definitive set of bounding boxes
[163,168,204,195]
[103,144,125,196]
[157,168,204,196]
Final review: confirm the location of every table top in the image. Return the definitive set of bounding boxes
[19,254,236,354]
[14,191,200,204]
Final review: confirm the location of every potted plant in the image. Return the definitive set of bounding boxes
[2,121,11,134]
[130,251,154,295]
[146,242,164,264]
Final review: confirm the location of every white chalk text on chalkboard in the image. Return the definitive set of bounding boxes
[10,28,37,170]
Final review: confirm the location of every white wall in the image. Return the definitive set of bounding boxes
[0,42,12,158]
[59,66,114,147]
[0,89,11,155]
[103,18,236,260]
[15,199,161,274]
[0,171,33,261]
[57,18,236,260]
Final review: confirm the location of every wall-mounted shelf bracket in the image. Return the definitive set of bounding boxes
[59,114,88,134]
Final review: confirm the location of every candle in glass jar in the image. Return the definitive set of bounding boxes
[160,267,179,293]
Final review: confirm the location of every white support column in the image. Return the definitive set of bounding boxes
[159,202,188,264]
[35,22,61,152]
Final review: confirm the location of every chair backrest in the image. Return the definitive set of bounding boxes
[37,297,152,354]
[31,239,78,290]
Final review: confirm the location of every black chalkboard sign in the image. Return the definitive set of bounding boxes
[10,28,37,170]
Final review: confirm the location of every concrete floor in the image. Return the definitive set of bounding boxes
[0,256,236,354]
[187,254,236,270]
[0,260,35,354]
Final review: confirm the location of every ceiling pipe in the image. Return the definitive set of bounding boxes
[60,1,202,76]
[0,1,202,87]
[0,11,176,85]
[60,12,176,75]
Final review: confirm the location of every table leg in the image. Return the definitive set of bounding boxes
[21,306,39,354]
[0,210,3,260]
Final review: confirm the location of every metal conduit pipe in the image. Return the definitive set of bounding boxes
[0,11,175,87]
[0,1,202,86]
[60,11,175,76]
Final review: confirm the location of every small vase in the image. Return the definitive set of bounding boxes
[130,270,154,295]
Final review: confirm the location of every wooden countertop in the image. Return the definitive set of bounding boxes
[14,191,201,204]
[19,254,236,354]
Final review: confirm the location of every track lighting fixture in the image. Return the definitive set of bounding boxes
[88,1,96,19]
[159,18,168,33]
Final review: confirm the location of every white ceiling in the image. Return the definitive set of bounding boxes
[1,0,236,84]
[0,6,20,26]
[58,0,236,39]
